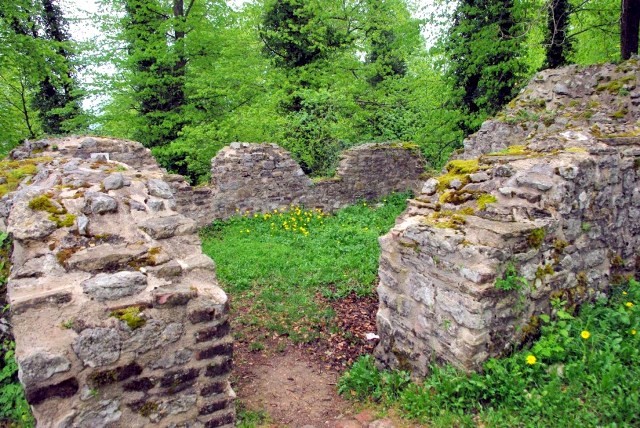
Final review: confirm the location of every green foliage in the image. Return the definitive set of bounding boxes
[338,354,411,402]
[0,232,9,287]
[260,0,348,69]
[340,278,640,427]
[494,262,528,292]
[442,0,529,133]
[0,341,35,426]
[201,192,410,342]
[237,403,269,428]
[0,0,85,139]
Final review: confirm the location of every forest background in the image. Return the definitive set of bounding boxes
[0,0,626,184]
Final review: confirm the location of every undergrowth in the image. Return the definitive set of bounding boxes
[339,278,640,427]
[200,192,410,343]
[0,232,34,426]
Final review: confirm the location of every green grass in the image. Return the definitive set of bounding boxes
[200,192,410,343]
[339,278,640,427]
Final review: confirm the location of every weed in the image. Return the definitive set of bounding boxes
[0,341,35,426]
[61,319,75,329]
[248,341,265,352]
[237,403,269,428]
[494,263,528,292]
[527,228,546,248]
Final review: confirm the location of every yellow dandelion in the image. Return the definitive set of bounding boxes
[581,330,591,340]
[623,291,628,295]
[631,329,637,335]
[526,355,537,365]
[626,302,634,308]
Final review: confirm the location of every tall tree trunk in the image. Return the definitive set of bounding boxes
[544,0,572,68]
[621,0,640,60]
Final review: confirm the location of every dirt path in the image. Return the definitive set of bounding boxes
[234,343,354,427]
[230,293,420,428]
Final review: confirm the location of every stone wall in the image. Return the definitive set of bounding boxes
[175,142,425,226]
[2,137,235,427]
[375,60,640,375]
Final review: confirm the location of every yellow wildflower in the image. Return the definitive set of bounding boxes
[526,355,537,365]
[626,302,634,308]
[631,329,637,335]
[581,330,590,340]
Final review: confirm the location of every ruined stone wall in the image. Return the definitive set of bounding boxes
[175,142,425,226]
[2,137,235,427]
[375,60,640,375]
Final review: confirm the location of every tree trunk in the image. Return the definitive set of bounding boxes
[544,0,572,68]
[621,0,640,60]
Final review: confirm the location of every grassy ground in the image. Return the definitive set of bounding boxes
[339,278,640,427]
[200,192,411,344]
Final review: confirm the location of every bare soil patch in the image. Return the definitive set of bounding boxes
[231,292,382,427]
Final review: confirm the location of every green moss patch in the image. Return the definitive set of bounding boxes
[486,145,534,156]
[437,159,479,191]
[0,157,52,197]
[477,193,497,210]
[110,306,146,330]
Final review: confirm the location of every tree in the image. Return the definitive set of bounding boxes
[621,0,640,59]
[544,0,572,68]
[32,0,83,134]
[444,0,527,133]
[260,0,348,70]
[0,0,82,149]
[120,0,191,148]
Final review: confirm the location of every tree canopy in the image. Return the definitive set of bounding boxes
[1,0,634,176]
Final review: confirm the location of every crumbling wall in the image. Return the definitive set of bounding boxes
[175,142,425,226]
[3,137,235,427]
[375,60,640,375]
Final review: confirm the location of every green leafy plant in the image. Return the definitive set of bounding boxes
[494,262,528,292]
[0,341,35,426]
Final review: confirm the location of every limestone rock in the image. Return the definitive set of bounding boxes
[102,173,124,191]
[138,215,197,239]
[18,351,71,385]
[84,192,117,215]
[13,254,64,279]
[421,178,439,195]
[81,271,148,301]
[124,320,184,354]
[73,328,121,367]
[67,244,147,272]
[147,179,173,199]
[72,399,121,428]
[8,203,57,241]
